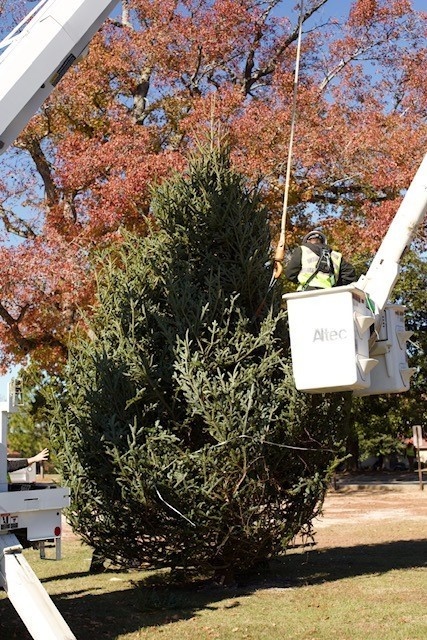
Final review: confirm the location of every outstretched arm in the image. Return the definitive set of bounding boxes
[7,448,49,473]
[27,448,49,465]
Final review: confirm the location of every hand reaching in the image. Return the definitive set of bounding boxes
[28,448,49,465]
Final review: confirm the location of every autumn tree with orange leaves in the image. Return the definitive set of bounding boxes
[0,0,426,373]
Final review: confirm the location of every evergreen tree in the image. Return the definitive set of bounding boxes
[48,139,349,579]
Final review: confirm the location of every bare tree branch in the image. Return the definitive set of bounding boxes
[22,138,59,207]
[122,0,131,29]
[133,66,153,125]
[319,39,389,92]
[242,0,329,95]
[0,301,67,354]
[0,202,37,238]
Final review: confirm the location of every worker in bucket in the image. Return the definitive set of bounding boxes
[285,230,356,291]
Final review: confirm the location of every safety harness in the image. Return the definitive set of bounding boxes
[299,247,341,291]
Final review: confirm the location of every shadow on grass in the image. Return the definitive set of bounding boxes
[1,538,426,639]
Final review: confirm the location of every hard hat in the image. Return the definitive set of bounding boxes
[303,230,327,244]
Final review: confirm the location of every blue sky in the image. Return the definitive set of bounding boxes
[322,0,425,15]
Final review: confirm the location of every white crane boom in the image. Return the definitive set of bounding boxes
[0,0,120,155]
[356,154,427,313]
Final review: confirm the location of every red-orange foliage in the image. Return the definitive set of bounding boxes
[0,0,426,371]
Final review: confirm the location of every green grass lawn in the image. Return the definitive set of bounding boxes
[1,504,426,640]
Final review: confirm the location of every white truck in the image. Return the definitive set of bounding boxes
[0,2,120,639]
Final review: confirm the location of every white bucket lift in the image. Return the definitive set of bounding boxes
[0,1,125,632]
[283,285,377,393]
[354,303,416,396]
[284,288,415,395]
[0,0,120,155]
[0,534,76,640]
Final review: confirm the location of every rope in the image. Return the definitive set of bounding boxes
[273,0,305,279]
[155,486,197,527]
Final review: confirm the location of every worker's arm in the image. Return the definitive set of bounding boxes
[7,448,48,472]
[338,257,356,286]
[284,246,302,283]
[7,458,29,472]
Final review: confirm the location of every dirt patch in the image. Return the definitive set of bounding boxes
[311,487,427,549]
[318,488,427,525]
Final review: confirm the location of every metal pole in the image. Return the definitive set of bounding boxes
[413,425,424,491]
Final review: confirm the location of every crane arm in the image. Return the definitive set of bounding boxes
[356,154,427,314]
[0,0,120,156]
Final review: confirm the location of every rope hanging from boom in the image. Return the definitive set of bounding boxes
[273,0,305,280]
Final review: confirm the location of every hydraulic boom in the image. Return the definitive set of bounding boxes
[0,0,120,155]
[356,154,427,314]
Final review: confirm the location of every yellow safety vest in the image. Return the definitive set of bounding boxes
[297,246,342,290]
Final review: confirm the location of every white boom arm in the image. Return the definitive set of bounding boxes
[356,153,427,313]
[1,533,75,640]
[0,0,120,156]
